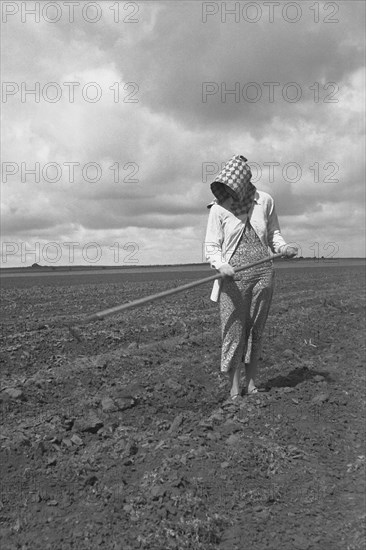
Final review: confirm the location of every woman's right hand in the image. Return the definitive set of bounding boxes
[218,263,235,278]
[281,245,298,258]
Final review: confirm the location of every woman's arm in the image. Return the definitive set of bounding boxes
[204,205,225,269]
[205,206,236,276]
[267,197,298,257]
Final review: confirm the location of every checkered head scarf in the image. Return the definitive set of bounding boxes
[210,155,256,216]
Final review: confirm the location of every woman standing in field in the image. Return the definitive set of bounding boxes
[205,155,297,401]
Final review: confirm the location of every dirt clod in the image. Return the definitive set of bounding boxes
[3,387,25,401]
[101,397,117,412]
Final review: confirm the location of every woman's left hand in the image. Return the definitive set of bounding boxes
[282,245,298,258]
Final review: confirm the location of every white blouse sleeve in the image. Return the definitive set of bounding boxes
[204,205,226,269]
[266,197,287,253]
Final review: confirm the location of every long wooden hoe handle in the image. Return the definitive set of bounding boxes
[66,253,285,329]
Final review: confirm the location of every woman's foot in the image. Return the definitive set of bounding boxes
[231,393,243,401]
[246,386,266,395]
[246,379,257,394]
[245,362,258,396]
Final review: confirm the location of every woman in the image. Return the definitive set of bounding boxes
[205,155,297,401]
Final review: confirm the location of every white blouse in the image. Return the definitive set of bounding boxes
[204,190,287,301]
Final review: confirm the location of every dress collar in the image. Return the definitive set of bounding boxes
[207,190,261,209]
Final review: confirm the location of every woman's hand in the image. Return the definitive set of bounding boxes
[282,245,298,258]
[218,263,235,277]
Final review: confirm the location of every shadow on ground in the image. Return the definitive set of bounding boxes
[264,366,334,390]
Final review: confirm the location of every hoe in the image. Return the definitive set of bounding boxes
[64,253,285,342]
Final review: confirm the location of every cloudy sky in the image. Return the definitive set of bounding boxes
[1,0,365,267]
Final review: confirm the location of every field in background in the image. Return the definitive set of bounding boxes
[0,264,365,549]
[1,258,364,278]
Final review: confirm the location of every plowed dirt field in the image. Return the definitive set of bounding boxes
[0,263,365,549]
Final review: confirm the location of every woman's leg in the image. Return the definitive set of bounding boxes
[244,271,275,393]
[245,361,260,394]
[219,278,249,398]
[228,365,241,399]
